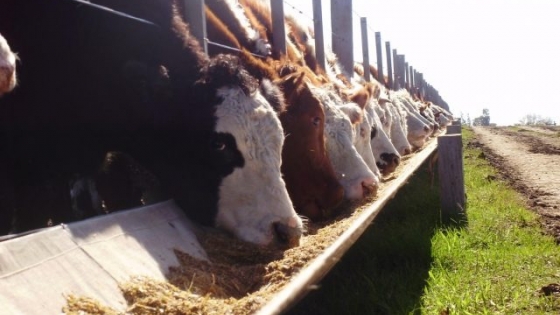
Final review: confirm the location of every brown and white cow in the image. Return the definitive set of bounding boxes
[0,32,16,96]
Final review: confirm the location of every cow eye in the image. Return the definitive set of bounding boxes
[312,116,321,127]
[211,140,226,151]
[370,127,378,139]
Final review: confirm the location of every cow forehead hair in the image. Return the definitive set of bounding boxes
[215,86,284,165]
[198,54,258,96]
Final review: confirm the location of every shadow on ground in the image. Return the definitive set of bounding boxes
[287,158,467,315]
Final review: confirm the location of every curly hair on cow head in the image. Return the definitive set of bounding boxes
[197,54,258,96]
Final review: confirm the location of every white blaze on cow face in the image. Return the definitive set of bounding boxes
[375,101,392,135]
[213,86,303,247]
[366,100,400,174]
[386,101,412,155]
[403,106,431,148]
[344,102,382,181]
[0,33,17,96]
[392,91,432,148]
[314,87,379,200]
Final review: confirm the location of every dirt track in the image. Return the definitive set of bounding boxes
[472,125,560,242]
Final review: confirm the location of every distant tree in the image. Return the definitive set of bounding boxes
[473,109,490,126]
[519,114,556,126]
[460,112,468,126]
[473,116,482,126]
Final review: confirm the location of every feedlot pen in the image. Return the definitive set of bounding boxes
[0,138,439,315]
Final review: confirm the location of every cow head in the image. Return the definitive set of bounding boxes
[314,86,379,201]
[0,33,17,96]
[367,102,401,176]
[158,53,302,248]
[276,71,344,221]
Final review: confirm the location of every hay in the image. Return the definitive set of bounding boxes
[62,144,423,315]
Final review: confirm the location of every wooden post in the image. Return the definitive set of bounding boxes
[360,17,370,82]
[270,0,287,56]
[375,32,384,83]
[409,65,414,90]
[404,61,409,90]
[398,55,406,89]
[385,42,393,89]
[418,72,424,97]
[446,125,462,134]
[438,134,466,221]
[412,69,418,94]
[312,0,326,71]
[393,50,398,89]
[392,49,399,89]
[182,0,207,54]
[331,0,353,76]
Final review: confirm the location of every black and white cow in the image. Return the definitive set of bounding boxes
[0,0,303,248]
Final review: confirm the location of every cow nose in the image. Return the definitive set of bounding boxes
[403,147,411,155]
[0,65,14,87]
[381,152,400,166]
[380,152,401,175]
[361,177,379,197]
[272,219,302,248]
[423,125,431,133]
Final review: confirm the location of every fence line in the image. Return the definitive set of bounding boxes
[180,0,445,105]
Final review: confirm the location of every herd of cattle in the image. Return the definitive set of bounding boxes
[0,0,453,249]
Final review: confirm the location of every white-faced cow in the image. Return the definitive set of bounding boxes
[391,89,433,149]
[313,86,379,200]
[0,0,303,248]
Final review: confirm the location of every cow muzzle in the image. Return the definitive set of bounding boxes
[272,216,303,248]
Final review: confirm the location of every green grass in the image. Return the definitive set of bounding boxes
[288,127,560,315]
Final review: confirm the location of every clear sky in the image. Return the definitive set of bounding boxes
[286,0,560,126]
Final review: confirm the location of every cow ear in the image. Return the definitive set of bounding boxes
[348,88,369,109]
[339,103,363,125]
[259,78,286,113]
[277,70,305,94]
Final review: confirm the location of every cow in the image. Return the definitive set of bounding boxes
[430,103,454,127]
[0,32,16,96]
[312,86,379,200]
[343,80,402,176]
[376,90,413,156]
[367,99,401,175]
[202,4,347,221]
[391,89,433,148]
[206,0,379,203]
[205,0,271,56]
[0,0,303,248]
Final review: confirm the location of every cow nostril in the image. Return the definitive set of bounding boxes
[393,155,400,166]
[404,148,411,155]
[361,182,378,197]
[423,126,430,132]
[272,221,301,248]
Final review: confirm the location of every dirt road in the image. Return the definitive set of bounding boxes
[472,125,560,242]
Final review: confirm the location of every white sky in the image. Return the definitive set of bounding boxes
[286,0,560,126]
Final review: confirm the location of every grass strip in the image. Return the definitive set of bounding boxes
[288,127,560,315]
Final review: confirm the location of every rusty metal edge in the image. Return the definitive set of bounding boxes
[256,138,440,315]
